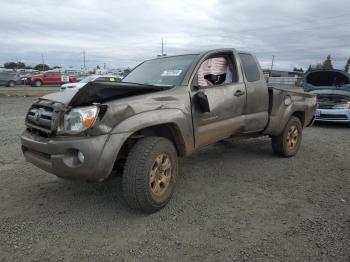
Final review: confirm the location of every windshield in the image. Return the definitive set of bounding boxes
[122,55,197,86]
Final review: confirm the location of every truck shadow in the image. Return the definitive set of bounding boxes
[312,122,349,129]
[21,137,277,218]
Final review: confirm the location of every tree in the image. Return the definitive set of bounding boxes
[96,65,101,69]
[34,64,50,71]
[17,62,26,69]
[322,55,333,70]
[306,65,312,72]
[4,62,18,69]
[293,67,304,72]
[52,65,61,69]
[315,63,323,70]
[4,61,27,69]
[345,57,350,73]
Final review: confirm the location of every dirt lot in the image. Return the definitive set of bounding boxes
[0,86,60,97]
[0,97,349,262]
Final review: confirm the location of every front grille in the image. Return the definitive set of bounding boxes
[317,114,348,120]
[25,100,65,136]
[318,104,334,109]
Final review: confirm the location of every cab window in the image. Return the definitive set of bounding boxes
[196,56,236,88]
[239,53,260,82]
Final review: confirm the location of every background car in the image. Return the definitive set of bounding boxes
[0,71,21,87]
[28,71,77,87]
[303,69,350,124]
[60,74,121,91]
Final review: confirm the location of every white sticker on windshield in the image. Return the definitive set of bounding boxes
[161,69,182,77]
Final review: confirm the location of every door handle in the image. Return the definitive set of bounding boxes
[234,90,245,96]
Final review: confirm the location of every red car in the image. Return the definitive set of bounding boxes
[28,71,77,87]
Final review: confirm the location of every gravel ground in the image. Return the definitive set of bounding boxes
[0,97,349,262]
[0,86,60,97]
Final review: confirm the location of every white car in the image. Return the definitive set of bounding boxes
[60,75,121,91]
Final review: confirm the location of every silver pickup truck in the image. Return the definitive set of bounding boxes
[21,48,316,212]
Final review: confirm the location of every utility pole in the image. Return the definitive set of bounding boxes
[83,50,86,69]
[41,53,45,71]
[161,38,164,56]
[270,55,275,76]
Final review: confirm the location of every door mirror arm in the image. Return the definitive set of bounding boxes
[194,91,210,113]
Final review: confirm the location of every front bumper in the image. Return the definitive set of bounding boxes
[21,130,131,181]
[315,108,350,123]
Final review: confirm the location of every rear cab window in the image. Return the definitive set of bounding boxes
[239,53,260,82]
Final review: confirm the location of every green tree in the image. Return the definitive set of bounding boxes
[345,57,350,73]
[17,62,26,69]
[34,64,50,71]
[315,63,323,70]
[4,62,18,69]
[4,61,27,69]
[293,67,304,72]
[322,55,333,70]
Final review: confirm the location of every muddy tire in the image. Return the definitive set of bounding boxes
[122,136,178,213]
[272,116,302,157]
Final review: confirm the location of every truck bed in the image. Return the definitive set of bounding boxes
[263,85,317,136]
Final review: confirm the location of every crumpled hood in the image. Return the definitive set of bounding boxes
[41,82,171,107]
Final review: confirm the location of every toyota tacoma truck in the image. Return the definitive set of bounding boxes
[21,48,316,213]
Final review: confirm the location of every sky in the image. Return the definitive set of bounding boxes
[0,0,349,70]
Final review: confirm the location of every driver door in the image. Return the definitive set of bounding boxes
[191,53,247,148]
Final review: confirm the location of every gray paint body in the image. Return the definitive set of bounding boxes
[21,48,316,181]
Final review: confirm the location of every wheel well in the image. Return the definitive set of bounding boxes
[135,124,186,156]
[292,111,305,127]
[111,124,186,175]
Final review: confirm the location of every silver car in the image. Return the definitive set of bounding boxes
[304,69,350,124]
[60,74,121,91]
[0,71,20,87]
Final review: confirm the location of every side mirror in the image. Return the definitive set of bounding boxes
[43,74,47,77]
[204,73,226,85]
[195,91,210,113]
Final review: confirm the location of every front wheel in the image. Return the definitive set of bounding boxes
[271,116,303,157]
[34,80,42,87]
[122,136,178,213]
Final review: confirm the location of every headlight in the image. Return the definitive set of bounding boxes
[333,102,350,109]
[63,106,98,133]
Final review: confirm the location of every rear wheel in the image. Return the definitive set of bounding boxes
[122,136,178,213]
[7,81,16,87]
[271,116,302,157]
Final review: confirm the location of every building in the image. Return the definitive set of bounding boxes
[262,69,304,77]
